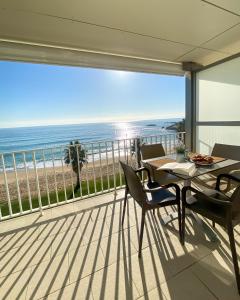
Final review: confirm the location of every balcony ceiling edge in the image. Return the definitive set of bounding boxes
[0,39,185,76]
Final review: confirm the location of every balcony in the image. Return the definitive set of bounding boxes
[0,133,239,299]
[0,189,239,299]
[0,1,240,298]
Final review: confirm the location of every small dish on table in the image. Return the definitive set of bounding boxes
[190,154,214,167]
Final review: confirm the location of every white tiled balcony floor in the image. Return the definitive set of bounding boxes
[0,189,240,300]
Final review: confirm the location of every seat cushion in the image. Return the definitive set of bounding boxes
[146,181,176,205]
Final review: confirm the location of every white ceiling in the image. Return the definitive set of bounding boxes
[0,0,239,70]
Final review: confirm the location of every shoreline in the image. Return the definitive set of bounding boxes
[0,157,124,184]
[0,156,130,203]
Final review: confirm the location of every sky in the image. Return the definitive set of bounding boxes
[0,61,185,128]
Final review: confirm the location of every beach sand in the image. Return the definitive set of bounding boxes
[0,156,134,203]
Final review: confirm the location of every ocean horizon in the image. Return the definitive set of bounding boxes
[0,118,182,170]
[0,118,181,154]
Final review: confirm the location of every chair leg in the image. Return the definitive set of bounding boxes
[181,205,185,245]
[228,223,240,294]
[212,221,215,228]
[177,202,182,243]
[121,188,128,226]
[138,209,146,258]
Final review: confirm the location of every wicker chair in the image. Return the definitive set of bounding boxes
[212,143,240,161]
[182,173,240,294]
[140,143,166,160]
[140,143,180,184]
[212,143,240,182]
[120,161,181,258]
[194,143,240,191]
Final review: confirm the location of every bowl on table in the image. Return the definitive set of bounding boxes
[190,154,214,167]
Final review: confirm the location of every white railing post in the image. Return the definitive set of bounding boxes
[105,141,110,191]
[51,148,59,204]
[60,146,67,202]
[112,141,117,197]
[32,151,43,216]
[75,143,82,199]
[12,153,23,213]
[23,152,33,211]
[98,143,104,192]
[117,140,122,187]
[84,144,90,196]
[1,154,13,216]
[42,150,51,206]
[68,144,75,199]
[91,144,97,195]
[0,132,186,221]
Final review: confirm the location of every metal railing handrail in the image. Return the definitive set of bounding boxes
[0,131,185,155]
[0,132,185,221]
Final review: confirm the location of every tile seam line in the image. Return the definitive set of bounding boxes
[0,7,220,50]
[174,46,229,62]
[193,271,220,300]
[201,0,240,17]
[199,21,240,48]
[174,21,240,61]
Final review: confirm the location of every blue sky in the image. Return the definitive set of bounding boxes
[0,61,185,128]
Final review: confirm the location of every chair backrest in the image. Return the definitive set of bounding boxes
[140,143,165,160]
[211,143,240,161]
[120,161,147,205]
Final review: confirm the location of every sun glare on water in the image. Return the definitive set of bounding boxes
[114,122,137,139]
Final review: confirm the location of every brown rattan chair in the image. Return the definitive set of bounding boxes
[212,143,240,186]
[140,143,166,160]
[120,161,181,258]
[212,143,240,161]
[182,173,240,294]
[140,143,180,184]
[194,143,240,191]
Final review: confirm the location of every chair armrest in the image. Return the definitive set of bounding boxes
[135,167,151,183]
[230,170,240,177]
[182,186,232,207]
[216,173,240,191]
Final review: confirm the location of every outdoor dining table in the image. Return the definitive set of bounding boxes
[142,154,240,241]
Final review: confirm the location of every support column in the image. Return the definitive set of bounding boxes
[183,62,202,152]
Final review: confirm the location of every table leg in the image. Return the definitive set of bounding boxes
[161,178,219,242]
[161,179,191,225]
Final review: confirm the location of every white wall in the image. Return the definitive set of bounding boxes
[196,56,240,154]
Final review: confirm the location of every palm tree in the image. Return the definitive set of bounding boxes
[64,140,87,199]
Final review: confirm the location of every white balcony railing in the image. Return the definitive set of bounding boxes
[0,132,185,220]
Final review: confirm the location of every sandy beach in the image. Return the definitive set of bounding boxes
[0,156,133,203]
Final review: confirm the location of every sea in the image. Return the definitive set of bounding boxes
[0,118,181,170]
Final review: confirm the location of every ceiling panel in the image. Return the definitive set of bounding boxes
[204,0,240,15]
[0,9,194,62]
[176,47,229,65]
[0,0,239,46]
[201,23,240,54]
[0,0,239,67]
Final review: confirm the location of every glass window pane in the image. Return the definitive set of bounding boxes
[196,57,240,122]
[196,126,240,154]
